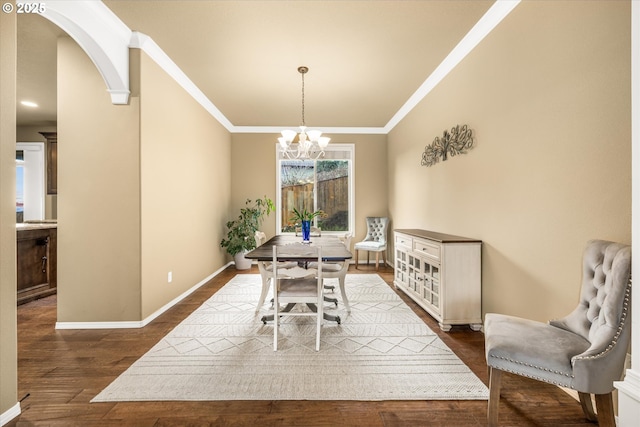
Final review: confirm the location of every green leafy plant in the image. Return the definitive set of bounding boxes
[290,207,326,223]
[220,197,274,256]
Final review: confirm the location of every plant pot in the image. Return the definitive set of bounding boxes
[233,251,252,270]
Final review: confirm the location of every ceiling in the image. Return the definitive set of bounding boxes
[16,0,495,130]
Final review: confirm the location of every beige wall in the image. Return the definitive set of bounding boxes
[56,39,232,323]
[138,50,231,318]
[388,1,631,322]
[1,1,18,417]
[229,133,388,252]
[57,37,142,322]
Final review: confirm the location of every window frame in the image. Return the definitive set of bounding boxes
[275,143,355,236]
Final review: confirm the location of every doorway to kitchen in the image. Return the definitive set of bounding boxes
[16,142,45,222]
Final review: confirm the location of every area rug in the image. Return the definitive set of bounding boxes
[92,274,488,402]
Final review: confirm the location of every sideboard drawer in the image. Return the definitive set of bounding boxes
[395,233,413,249]
[413,238,440,260]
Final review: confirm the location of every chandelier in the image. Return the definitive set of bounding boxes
[278,66,330,160]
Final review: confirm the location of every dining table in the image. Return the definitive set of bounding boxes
[245,234,352,324]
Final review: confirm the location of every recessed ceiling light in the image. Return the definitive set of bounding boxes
[20,101,38,108]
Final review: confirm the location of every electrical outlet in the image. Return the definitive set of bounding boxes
[167,271,172,283]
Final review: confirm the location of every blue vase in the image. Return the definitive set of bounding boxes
[301,220,311,242]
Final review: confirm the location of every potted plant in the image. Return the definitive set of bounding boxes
[290,207,325,242]
[221,197,274,270]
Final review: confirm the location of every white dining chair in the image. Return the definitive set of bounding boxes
[272,245,325,351]
[254,231,296,313]
[309,232,352,313]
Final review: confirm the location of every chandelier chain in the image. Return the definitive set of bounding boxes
[300,69,305,127]
[278,65,329,161]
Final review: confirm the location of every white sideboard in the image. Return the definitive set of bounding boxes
[393,229,482,332]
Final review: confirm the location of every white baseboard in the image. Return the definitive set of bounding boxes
[55,320,143,329]
[353,260,392,268]
[0,403,20,427]
[354,259,389,265]
[616,368,640,426]
[55,262,233,330]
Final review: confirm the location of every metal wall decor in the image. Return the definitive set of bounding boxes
[421,124,475,167]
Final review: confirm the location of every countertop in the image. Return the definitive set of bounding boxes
[394,229,481,243]
[16,221,57,231]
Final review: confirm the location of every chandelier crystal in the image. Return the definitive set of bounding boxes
[278,66,330,160]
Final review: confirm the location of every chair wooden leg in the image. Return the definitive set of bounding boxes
[355,249,359,269]
[488,367,502,427]
[594,393,615,427]
[375,252,379,270]
[578,392,597,422]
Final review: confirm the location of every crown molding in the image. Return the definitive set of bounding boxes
[34,0,520,134]
[233,126,387,135]
[130,31,235,132]
[384,0,521,133]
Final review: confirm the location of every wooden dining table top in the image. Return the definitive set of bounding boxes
[245,235,353,262]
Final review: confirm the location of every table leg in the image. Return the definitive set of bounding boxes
[338,274,350,313]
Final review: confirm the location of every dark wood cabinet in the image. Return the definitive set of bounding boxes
[40,131,57,195]
[17,225,57,305]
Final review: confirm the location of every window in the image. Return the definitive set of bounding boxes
[276,144,354,235]
[16,142,45,223]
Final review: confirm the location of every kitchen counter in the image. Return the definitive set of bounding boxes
[17,222,57,231]
[17,221,57,304]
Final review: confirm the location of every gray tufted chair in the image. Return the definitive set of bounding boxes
[354,217,389,270]
[484,239,631,427]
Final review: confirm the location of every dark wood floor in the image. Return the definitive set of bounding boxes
[8,265,596,426]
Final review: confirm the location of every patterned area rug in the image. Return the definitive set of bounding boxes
[92,274,488,401]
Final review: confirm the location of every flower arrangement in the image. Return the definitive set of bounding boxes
[290,208,325,241]
[290,207,326,223]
